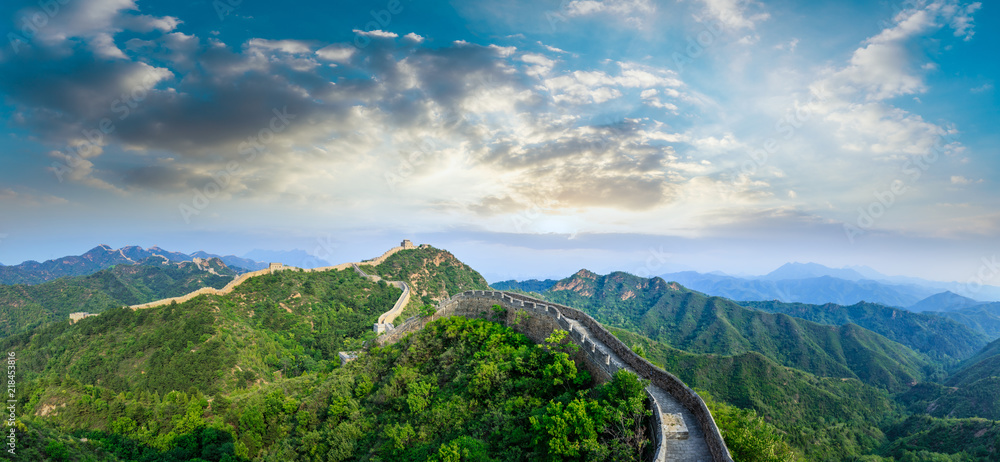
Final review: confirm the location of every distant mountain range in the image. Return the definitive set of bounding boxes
[0,245,272,285]
[658,262,1000,308]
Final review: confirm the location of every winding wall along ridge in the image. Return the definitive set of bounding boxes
[127,243,415,311]
[377,290,733,462]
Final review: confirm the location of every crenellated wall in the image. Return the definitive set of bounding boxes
[376,290,733,462]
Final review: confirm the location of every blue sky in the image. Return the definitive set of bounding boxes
[0,0,997,286]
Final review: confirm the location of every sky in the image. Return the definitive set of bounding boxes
[0,0,997,286]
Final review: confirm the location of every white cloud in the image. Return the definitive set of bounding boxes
[804,1,979,159]
[774,38,798,51]
[404,32,425,43]
[353,29,398,38]
[247,39,311,54]
[951,176,982,185]
[971,83,993,93]
[316,44,356,63]
[695,0,770,30]
[537,42,568,54]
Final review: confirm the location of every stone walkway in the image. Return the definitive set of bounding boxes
[560,316,714,462]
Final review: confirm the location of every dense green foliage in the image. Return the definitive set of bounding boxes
[610,327,895,460]
[879,415,1000,460]
[3,268,398,401]
[699,391,798,462]
[315,317,651,461]
[741,300,988,364]
[542,271,942,391]
[0,258,236,338]
[7,312,652,461]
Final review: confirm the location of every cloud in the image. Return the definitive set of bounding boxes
[951,175,982,185]
[0,1,706,216]
[246,39,312,54]
[0,188,68,206]
[695,0,770,30]
[971,83,993,93]
[565,0,654,17]
[537,42,568,54]
[804,1,978,160]
[403,33,425,43]
[353,29,398,38]
[316,44,356,63]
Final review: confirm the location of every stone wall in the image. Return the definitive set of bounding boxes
[376,290,733,462]
[503,292,733,462]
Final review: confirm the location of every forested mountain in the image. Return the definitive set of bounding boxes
[3,264,663,461]
[501,268,1000,459]
[541,270,941,391]
[739,300,988,364]
[11,246,1000,461]
[926,302,1000,340]
[0,257,236,337]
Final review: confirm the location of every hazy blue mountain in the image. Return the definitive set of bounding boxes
[761,262,869,281]
[0,245,268,285]
[242,249,331,268]
[909,291,984,312]
[660,270,937,307]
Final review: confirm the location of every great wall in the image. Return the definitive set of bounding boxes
[67,241,731,461]
[378,290,732,462]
